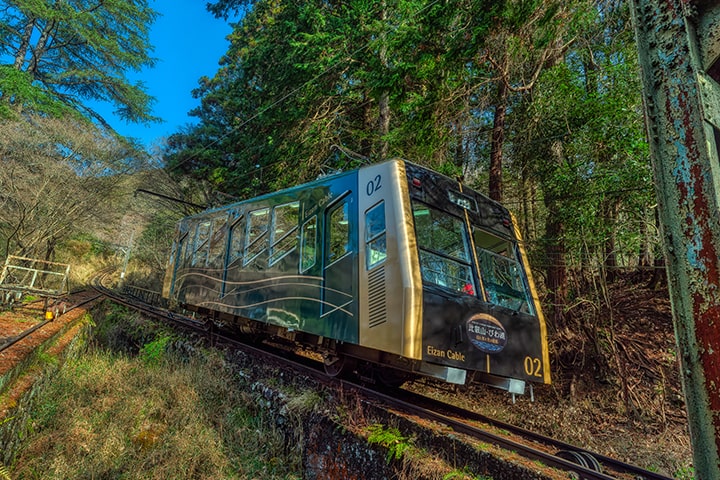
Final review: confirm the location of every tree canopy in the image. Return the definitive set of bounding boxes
[0,0,159,126]
[0,0,162,262]
[161,0,651,331]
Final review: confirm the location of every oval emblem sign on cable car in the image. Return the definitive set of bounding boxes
[466,313,507,353]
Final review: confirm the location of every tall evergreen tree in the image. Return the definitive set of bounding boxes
[0,0,159,126]
[513,0,650,325]
[171,0,507,196]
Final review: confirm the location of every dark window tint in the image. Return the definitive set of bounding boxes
[270,202,299,265]
[473,228,534,314]
[327,200,350,264]
[208,216,227,265]
[300,216,317,272]
[365,201,386,269]
[412,201,474,295]
[192,221,210,266]
[228,215,245,263]
[245,207,269,264]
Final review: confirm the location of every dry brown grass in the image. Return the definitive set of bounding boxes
[10,344,301,479]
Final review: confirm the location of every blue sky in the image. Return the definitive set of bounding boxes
[103,0,234,148]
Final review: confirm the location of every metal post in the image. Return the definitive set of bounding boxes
[120,231,134,281]
[630,1,720,477]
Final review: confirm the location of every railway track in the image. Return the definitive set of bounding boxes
[0,290,102,354]
[378,388,672,480]
[90,273,673,480]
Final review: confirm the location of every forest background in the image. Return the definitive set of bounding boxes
[1,0,679,452]
[0,0,656,330]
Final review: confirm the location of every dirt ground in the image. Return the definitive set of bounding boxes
[0,291,101,417]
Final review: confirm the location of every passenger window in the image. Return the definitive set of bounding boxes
[174,232,187,270]
[228,215,245,263]
[183,229,194,264]
[300,216,317,272]
[208,216,228,265]
[413,203,470,262]
[327,199,350,264]
[270,201,299,265]
[192,221,210,266]
[245,207,269,264]
[365,201,386,269]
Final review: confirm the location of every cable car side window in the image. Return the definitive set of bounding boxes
[192,221,211,266]
[270,201,300,265]
[172,231,188,271]
[327,199,350,265]
[412,201,475,295]
[228,215,245,263]
[300,216,317,272]
[208,216,228,266]
[183,227,194,266]
[473,228,534,314]
[244,207,269,265]
[365,201,386,269]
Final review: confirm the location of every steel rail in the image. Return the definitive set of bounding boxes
[395,388,673,480]
[0,318,54,353]
[0,291,103,353]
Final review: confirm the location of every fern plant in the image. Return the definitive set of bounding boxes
[366,423,412,463]
[0,463,11,480]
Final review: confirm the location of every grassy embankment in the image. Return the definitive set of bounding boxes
[7,303,301,479]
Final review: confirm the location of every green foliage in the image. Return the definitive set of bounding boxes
[36,350,60,367]
[90,303,153,354]
[10,305,303,479]
[0,463,11,480]
[501,1,653,317]
[366,423,413,463]
[166,0,508,197]
[0,65,72,118]
[14,344,301,479]
[139,334,173,366]
[443,468,492,480]
[60,233,115,260]
[674,465,695,480]
[0,0,159,125]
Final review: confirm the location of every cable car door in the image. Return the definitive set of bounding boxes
[322,191,358,343]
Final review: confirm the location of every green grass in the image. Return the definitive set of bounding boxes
[9,341,300,479]
[443,468,493,480]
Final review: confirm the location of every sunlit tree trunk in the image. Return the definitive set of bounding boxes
[13,17,35,69]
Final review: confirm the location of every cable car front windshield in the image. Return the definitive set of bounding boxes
[473,227,535,315]
[412,200,535,313]
[412,201,475,296]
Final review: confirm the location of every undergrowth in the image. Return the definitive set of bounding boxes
[7,306,301,479]
[367,423,414,463]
